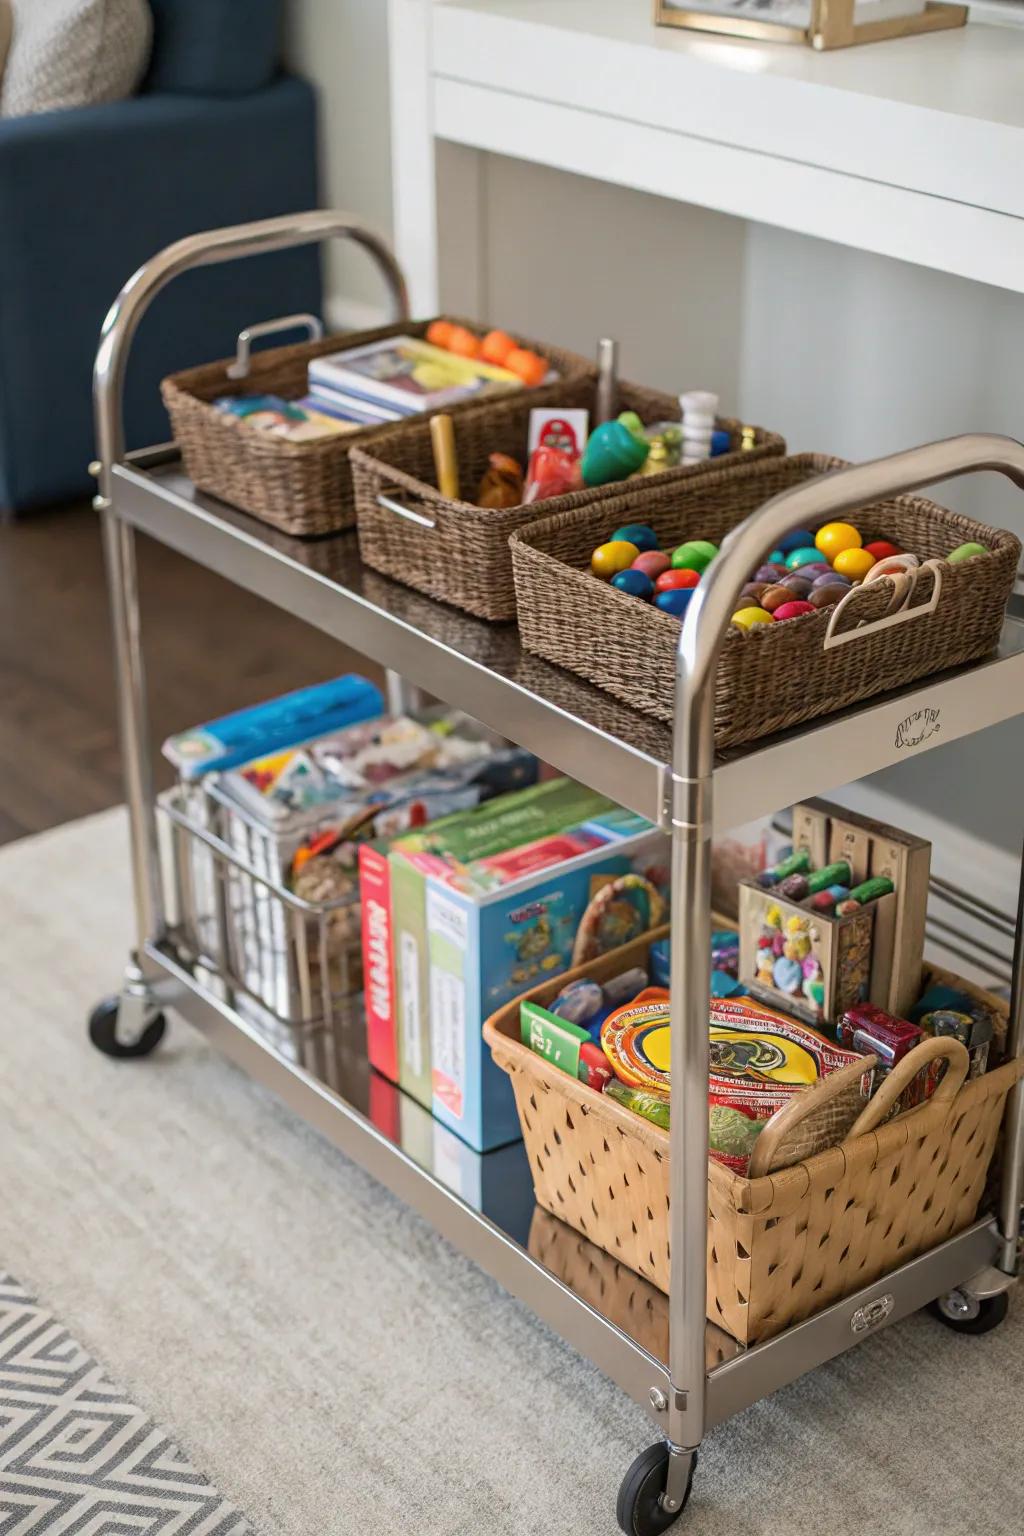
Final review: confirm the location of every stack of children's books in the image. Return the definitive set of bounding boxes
[302,334,524,426]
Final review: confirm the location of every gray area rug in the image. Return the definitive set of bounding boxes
[2,808,1023,1536]
[0,1271,251,1535]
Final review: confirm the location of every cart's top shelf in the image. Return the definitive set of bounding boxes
[114,455,1024,832]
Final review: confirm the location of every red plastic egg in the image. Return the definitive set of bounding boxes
[772,599,815,621]
[655,567,700,593]
[864,540,902,561]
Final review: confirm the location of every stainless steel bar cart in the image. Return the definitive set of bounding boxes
[89,213,1024,1533]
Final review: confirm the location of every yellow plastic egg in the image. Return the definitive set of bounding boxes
[591,540,640,579]
[731,606,774,630]
[814,522,862,561]
[833,546,876,582]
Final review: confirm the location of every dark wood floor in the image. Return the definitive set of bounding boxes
[0,503,376,846]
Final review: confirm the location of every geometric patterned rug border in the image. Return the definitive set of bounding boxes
[0,1273,255,1536]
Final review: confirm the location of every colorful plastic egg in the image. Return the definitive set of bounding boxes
[612,523,659,553]
[767,549,786,565]
[671,539,718,573]
[777,529,815,555]
[948,541,989,563]
[582,421,649,486]
[869,553,919,580]
[810,891,835,912]
[864,540,902,562]
[760,584,796,613]
[742,581,770,601]
[814,522,862,561]
[773,956,803,993]
[784,547,822,570]
[812,571,850,589]
[778,873,809,900]
[656,567,700,592]
[731,606,773,630]
[809,582,852,609]
[591,540,639,579]
[833,547,876,581]
[632,550,671,581]
[798,563,834,578]
[780,574,813,595]
[836,898,862,916]
[827,884,850,901]
[611,569,654,600]
[772,600,815,621]
[733,594,763,612]
[655,587,695,618]
[754,563,785,583]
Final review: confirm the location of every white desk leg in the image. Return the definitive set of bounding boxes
[388,0,440,314]
[388,0,487,320]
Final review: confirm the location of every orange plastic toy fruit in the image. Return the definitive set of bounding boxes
[426,319,455,349]
[480,329,516,367]
[505,347,547,387]
[446,325,482,359]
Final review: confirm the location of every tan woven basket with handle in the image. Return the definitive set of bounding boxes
[510,453,1021,747]
[349,380,784,621]
[162,317,593,538]
[484,935,1022,1346]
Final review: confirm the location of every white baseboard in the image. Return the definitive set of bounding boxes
[323,294,394,333]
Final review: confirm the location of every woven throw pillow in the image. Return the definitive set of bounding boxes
[1,0,152,118]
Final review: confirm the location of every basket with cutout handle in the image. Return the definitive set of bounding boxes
[485,931,1024,1345]
[510,445,1021,746]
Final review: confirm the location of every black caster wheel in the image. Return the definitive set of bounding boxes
[928,1288,1009,1335]
[617,1445,696,1536]
[88,997,166,1059]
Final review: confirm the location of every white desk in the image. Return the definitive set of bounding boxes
[388,0,1024,310]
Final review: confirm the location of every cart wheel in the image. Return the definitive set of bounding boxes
[617,1445,696,1535]
[88,997,166,1059]
[928,1288,1009,1335]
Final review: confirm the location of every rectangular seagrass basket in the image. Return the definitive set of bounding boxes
[162,317,593,538]
[509,453,1021,748]
[484,935,1022,1346]
[349,380,784,621]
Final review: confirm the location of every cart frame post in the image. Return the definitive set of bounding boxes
[91,211,410,1035]
[666,434,1024,1464]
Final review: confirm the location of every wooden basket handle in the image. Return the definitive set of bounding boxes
[845,1035,970,1139]
[746,1054,878,1178]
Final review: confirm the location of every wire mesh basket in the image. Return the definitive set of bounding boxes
[160,785,363,1061]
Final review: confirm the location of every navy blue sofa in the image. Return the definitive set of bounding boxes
[0,0,321,513]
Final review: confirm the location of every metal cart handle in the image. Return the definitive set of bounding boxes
[93,209,410,495]
[677,433,1024,791]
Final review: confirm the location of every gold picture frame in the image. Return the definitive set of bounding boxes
[654,0,966,50]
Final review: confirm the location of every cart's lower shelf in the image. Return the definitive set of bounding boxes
[144,936,1002,1432]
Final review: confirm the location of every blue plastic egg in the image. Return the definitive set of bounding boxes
[778,529,816,555]
[785,547,823,570]
[655,587,694,618]
[710,429,731,458]
[611,523,659,554]
[767,549,786,565]
[611,568,654,600]
[827,884,850,901]
[773,956,803,993]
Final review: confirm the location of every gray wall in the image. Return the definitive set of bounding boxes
[284,4,1024,856]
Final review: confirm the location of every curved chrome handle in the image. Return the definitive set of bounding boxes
[226,313,325,380]
[93,209,410,499]
[675,433,1024,788]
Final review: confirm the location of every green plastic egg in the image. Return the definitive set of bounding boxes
[947,542,988,564]
[671,539,718,574]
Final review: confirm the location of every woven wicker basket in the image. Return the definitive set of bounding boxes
[510,453,1021,747]
[484,937,1022,1346]
[162,318,593,538]
[349,380,784,621]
